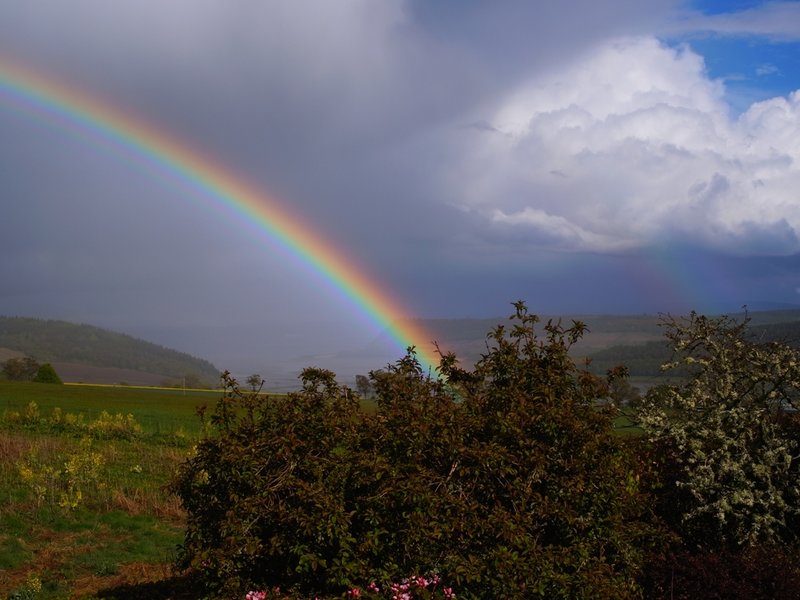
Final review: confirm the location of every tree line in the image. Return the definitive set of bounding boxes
[2,356,63,384]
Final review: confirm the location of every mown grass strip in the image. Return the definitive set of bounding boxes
[0,381,216,435]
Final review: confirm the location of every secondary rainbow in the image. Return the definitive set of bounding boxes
[0,57,440,373]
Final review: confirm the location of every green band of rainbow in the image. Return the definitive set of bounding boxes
[0,57,439,375]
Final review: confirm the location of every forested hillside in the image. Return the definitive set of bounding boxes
[586,310,800,378]
[0,317,219,383]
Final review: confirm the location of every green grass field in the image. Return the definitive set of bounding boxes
[0,381,226,599]
[0,381,221,436]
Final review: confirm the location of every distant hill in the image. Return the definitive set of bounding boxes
[392,309,800,379]
[391,313,667,368]
[583,310,800,379]
[0,317,220,386]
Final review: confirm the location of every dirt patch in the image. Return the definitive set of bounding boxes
[0,529,97,596]
[71,561,185,599]
[0,523,187,599]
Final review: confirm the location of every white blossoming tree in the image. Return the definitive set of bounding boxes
[638,312,800,548]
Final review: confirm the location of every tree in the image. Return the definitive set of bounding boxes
[2,356,40,381]
[32,362,62,384]
[245,373,263,392]
[33,363,63,384]
[354,374,372,398]
[607,369,641,406]
[183,373,206,389]
[636,312,800,549]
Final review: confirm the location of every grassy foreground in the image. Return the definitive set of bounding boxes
[0,381,222,599]
[1,380,640,599]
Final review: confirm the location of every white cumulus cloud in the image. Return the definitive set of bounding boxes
[451,36,800,256]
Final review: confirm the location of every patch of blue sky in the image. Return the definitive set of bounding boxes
[665,1,800,114]
[688,36,800,111]
[690,0,766,15]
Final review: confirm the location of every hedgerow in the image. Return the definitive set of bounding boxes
[172,302,663,598]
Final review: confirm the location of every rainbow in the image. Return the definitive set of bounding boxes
[0,57,440,374]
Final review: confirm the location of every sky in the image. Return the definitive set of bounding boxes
[1,0,800,379]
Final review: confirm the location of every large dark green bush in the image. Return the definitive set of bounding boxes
[172,302,663,598]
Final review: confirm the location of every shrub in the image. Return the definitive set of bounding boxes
[32,362,62,384]
[87,410,143,440]
[2,403,144,441]
[172,303,663,598]
[17,436,105,510]
[1,401,42,429]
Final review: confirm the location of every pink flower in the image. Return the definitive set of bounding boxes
[347,588,361,598]
[443,587,455,599]
[245,592,266,600]
[367,582,380,593]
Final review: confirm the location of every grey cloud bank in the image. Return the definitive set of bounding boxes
[1,1,799,376]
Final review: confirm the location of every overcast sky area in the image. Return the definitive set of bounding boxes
[1,0,800,378]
